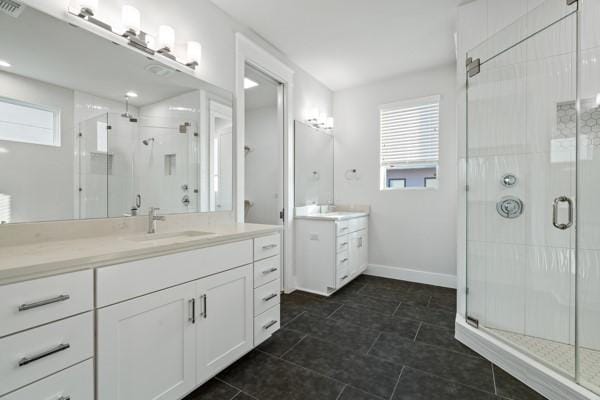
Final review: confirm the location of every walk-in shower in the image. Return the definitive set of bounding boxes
[461,1,600,398]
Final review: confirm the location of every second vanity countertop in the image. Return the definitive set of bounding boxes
[0,223,282,285]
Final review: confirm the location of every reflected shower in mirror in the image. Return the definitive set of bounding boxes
[294,121,334,206]
[0,5,233,224]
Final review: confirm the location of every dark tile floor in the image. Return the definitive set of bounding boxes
[184,274,548,400]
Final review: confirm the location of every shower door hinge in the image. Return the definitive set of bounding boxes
[467,316,479,328]
[78,132,82,137]
[279,208,285,221]
[467,58,481,77]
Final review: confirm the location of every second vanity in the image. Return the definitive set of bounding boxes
[295,207,369,296]
[0,223,282,400]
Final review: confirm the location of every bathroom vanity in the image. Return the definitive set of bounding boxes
[295,209,369,296]
[0,225,281,400]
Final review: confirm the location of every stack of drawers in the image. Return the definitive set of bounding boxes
[335,216,368,289]
[0,270,94,399]
[252,233,281,346]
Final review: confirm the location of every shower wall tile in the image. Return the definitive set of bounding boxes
[580,0,600,51]
[525,246,574,344]
[526,9,576,63]
[577,249,600,350]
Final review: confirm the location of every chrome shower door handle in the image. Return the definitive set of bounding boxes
[553,196,573,230]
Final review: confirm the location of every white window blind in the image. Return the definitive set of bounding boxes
[380,95,440,168]
[0,97,60,146]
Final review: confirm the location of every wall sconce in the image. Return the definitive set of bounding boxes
[121,5,154,55]
[304,108,334,131]
[325,117,335,131]
[158,25,176,60]
[186,41,202,69]
[305,108,319,124]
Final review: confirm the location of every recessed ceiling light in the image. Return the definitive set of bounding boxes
[0,60,11,68]
[244,78,259,90]
[126,91,138,98]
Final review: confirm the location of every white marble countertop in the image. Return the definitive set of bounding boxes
[295,211,369,221]
[0,223,281,285]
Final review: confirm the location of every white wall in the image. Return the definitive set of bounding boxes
[245,105,281,225]
[333,64,458,284]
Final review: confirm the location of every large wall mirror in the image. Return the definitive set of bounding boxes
[0,5,234,224]
[294,121,333,206]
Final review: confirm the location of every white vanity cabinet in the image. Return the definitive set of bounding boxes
[296,215,368,296]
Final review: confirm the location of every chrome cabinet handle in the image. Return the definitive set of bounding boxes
[263,320,278,330]
[262,267,278,275]
[340,258,349,263]
[263,293,278,302]
[58,396,71,400]
[340,242,348,247]
[341,275,349,280]
[340,227,349,231]
[262,244,277,250]
[18,343,70,367]
[200,294,207,319]
[553,196,573,230]
[188,298,195,324]
[18,294,70,311]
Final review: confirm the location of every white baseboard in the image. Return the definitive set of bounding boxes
[365,264,457,289]
[455,316,600,400]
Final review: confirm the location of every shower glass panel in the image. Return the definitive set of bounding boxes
[466,3,579,382]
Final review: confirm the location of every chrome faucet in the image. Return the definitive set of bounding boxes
[147,207,166,234]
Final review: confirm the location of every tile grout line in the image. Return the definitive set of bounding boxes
[279,334,308,359]
[366,331,383,356]
[214,377,244,399]
[491,363,498,395]
[388,365,405,400]
[334,384,348,400]
[325,303,345,319]
[413,322,423,342]
[281,310,307,329]
[391,302,402,317]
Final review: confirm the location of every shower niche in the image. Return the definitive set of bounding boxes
[0,5,233,223]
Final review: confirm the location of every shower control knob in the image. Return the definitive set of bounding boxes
[501,173,517,187]
[496,196,523,219]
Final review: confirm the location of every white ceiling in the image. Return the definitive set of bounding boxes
[211,0,463,91]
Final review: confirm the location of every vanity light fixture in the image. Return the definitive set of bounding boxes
[0,60,10,68]
[306,108,319,124]
[185,41,202,69]
[157,25,176,60]
[121,5,155,55]
[325,117,335,131]
[76,0,112,31]
[244,78,259,89]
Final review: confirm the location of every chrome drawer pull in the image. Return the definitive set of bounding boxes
[262,267,278,275]
[340,258,349,263]
[188,298,196,324]
[340,227,349,231]
[18,343,70,367]
[200,294,207,319]
[340,242,348,246]
[58,396,71,400]
[263,293,278,302]
[262,244,277,250]
[18,294,70,311]
[263,320,278,330]
[341,275,349,280]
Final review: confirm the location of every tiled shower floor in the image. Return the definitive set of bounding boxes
[184,275,547,400]
[488,328,600,394]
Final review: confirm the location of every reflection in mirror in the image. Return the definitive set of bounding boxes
[0,6,233,224]
[294,121,334,206]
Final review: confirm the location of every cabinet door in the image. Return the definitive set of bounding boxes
[196,264,253,384]
[97,282,196,400]
[349,231,361,277]
[358,230,368,273]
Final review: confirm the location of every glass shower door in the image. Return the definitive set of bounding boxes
[466,7,578,380]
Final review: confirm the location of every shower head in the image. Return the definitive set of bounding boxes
[142,138,155,146]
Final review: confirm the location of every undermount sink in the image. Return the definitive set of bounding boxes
[127,230,215,242]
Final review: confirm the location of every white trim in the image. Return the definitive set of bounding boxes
[455,317,600,400]
[365,263,457,288]
[235,33,296,293]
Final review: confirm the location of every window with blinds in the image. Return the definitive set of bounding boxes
[379,95,440,190]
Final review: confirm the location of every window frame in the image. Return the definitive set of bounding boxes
[379,94,440,191]
[0,96,61,147]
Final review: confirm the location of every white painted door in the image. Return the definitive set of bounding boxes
[196,265,253,385]
[97,282,196,400]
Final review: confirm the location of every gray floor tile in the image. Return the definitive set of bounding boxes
[415,323,480,357]
[328,289,400,315]
[283,336,403,399]
[394,303,455,329]
[359,284,431,306]
[281,291,342,325]
[257,328,305,357]
[284,312,379,353]
[428,294,457,312]
[409,283,457,298]
[339,385,385,400]
[493,365,548,400]
[183,378,239,400]
[370,332,495,392]
[218,350,344,400]
[231,393,256,400]
[329,304,420,339]
[392,367,499,400]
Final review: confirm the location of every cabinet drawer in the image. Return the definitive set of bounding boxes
[336,235,350,253]
[254,233,281,261]
[336,221,350,236]
[348,217,368,233]
[254,279,280,316]
[0,312,94,396]
[254,304,280,346]
[337,251,350,271]
[0,270,93,337]
[254,256,281,288]
[2,359,94,400]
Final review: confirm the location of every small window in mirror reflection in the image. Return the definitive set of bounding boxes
[387,178,406,188]
[0,97,60,146]
[382,166,437,190]
[165,154,176,176]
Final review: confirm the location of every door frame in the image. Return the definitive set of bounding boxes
[235,33,295,293]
